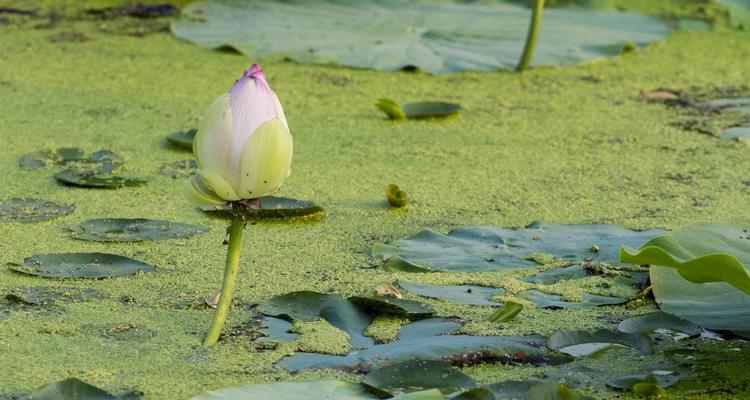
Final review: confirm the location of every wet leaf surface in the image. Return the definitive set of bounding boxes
[362,359,476,396]
[397,280,504,306]
[166,128,197,151]
[172,0,670,74]
[201,196,324,220]
[9,253,156,279]
[0,198,74,223]
[373,222,665,272]
[55,170,147,189]
[617,311,701,336]
[70,218,207,242]
[521,265,588,284]
[519,290,625,309]
[5,286,108,305]
[547,329,654,357]
[348,295,435,319]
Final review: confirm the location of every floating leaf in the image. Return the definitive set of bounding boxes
[348,295,434,319]
[55,170,147,189]
[0,198,74,223]
[362,360,476,396]
[171,0,670,74]
[159,159,197,179]
[721,126,750,142]
[18,148,85,169]
[201,196,324,220]
[23,378,141,400]
[519,290,625,309]
[256,316,298,343]
[374,221,665,272]
[547,330,653,357]
[486,301,524,322]
[398,317,461,339]
[376,99,460,120]
[619,224,750,336]
[521,265,588,285]
[189,380,375,400]
[607,371,680,391]
[9,253,156,279]
[70,218,207,242]
[166,128,197,151]
[617,312,700,336]
[5,286,108,305]
[397,280,504,306]
[387,183,409,207]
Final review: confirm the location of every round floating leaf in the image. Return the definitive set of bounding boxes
[518,290,625,309]
[166,128,197,151]
[159,159,197,179]
[0,198,74,223]
[348,295,434,319]
[9,253,156,279]
[362,360,476,396]
[201,196,324,220]
[55,170,147,189]
[619,224,750,336]
[617,311,700,336]
[70,218,207,242]
[24,378,141,400]
[397,280,504,306]
[171,0,670,74]
[397,318,462,340]
[374,221,665,272]
[189,380,375,400]
[547,329,653,357]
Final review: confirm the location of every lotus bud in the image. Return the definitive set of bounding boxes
[183,64,293,206]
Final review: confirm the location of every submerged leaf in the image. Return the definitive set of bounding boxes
[9,253,156,279]
[519,290,625,309]
[171,0,670,74]
[70,219,207,242]
[349,295,434,319]
[0,198,74,223]
[55,170,147,189]
[23,378,141,400]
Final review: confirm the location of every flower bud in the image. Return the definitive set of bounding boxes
[183,64,293,205]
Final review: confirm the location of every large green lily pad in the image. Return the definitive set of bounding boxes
[617,311,700,336]
[373,221,665,272]
[171,0,670,74]
[619,224,750,336]
[348,295,435,319]
[519,290,626,309]
[70,218,207,242]
[397,280,504,306]
[547,330,653,357]
[0,198,74,223]
[201,196,324,220]
[361,360,476,396]
[9,253,156,279]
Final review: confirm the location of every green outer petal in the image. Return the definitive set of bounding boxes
[194,93,237,187]
[182,174,226,206]
[199,169,241,201]
[238,118,293,198]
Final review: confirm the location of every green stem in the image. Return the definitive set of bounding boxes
[203,217,244,346]
[515,0,545,72]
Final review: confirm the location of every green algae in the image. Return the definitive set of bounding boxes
[0,0,750,398]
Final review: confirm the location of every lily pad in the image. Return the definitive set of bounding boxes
[0,198,74,223]
[362,360,476,396]
[486,301,524,322]
[376,99,461,120]
[18,147,85,169]
[9,253,156,279]
[189,380,374,400]
[619,224,750,336]
[22,378,141,400]
[373,221,665,272]
[5,286,108,305]
[166,128,197,151]
[397,280,504,306]
[607,371,680,391]
[547,330,653,357]
[518,290,626,309]
[348,295,434,319]
[201,196,324,220]
[720,126,750,142]
[171,0,670,74]
[159,159,197,179]
[521,265,588,284]
[55,170,147,189]
[70,218,207,242]
[617,312,700,336]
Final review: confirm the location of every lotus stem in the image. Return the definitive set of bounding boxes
[203,216,244,346]
[516,0,545,72]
